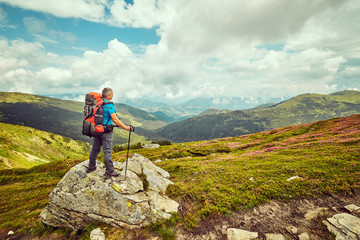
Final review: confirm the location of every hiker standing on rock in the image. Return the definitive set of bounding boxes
[87,87,134,177]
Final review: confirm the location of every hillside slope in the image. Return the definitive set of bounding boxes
[0,92,167,144]
[156,90,360,142]
[0,122,90,169]
[1,114,359,239]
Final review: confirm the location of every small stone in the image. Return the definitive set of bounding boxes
[265,233,285,240]
[298,232,310,240]
[287,176,300,181]
[142,144,160,149]
[345,204,360,213]
[209,232,217,239]
[286,226,298,235]
[8,231,14,235]
[90,228,105,240]
[221,225,228,235]
[154,159,162,163]
[304,207,329,220]
[227,228,258,240]
[253,208,259,215]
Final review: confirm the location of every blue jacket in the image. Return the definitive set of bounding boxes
[102,99,116,125]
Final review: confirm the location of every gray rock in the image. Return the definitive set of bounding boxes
[90,228,105,240]
[286,176,300,181]
[221,225,228,235]
[304,207,329,220]
[298,232,310,240]
[41,154,179,230]
[345,204,360,213]
[227,228,258,240]
[265,233,285,240]
[323,213,360,240]
[286,226,298,235]
[142,144,160,149]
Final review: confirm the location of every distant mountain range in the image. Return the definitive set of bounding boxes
[0,92,167,145]
[122,96,289,122]
[2,90,360,144]
[155,90,360,142]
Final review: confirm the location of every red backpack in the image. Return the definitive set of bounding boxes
[82,92,113,137]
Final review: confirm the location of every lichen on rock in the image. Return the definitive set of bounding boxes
[41,153,179,230]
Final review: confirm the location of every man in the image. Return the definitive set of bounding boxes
[86,87,133,177]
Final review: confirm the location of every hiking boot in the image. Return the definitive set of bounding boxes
[86,167,96,173]
[105,171,120,178]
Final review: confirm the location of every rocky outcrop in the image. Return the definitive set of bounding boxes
[323,213,360,240]
[41,154,178,230]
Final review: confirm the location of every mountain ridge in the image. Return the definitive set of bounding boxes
[122,96,289,121]
[156,90,360,142]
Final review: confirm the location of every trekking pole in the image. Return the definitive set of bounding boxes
[124,126,132,180]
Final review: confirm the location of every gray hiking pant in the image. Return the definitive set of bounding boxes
[88,131,114,174]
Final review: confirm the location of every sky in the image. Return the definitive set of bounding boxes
[0,0,359,104]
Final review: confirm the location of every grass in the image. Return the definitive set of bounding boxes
[0,114,360,238]
[0,158,84,233]
[115,115,360,230]
[0,122,90,169]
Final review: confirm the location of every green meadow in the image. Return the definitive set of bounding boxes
[0,122,90,169]
[0,114,359,238]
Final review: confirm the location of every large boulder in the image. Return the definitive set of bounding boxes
[41,154,179,230]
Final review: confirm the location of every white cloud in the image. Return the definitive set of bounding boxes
[1,0,177,28]
[332,66,360,90]
[23,17,46,32]
[9,81,34,93]
[0,38,77,93]
[0,6,15,28]
[0,6,7,25]
[285,0,360,58]
[158,0,345,54]
[32,33,58,44]
[107,0,177,28]
[0,0,106,22]
[0,38,45,72]
[23,16,77,44]
[4,68,35,93]
[0,0,359,101]
[36,67,72,86]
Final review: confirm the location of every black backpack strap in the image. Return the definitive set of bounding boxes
[103,101,113,125]
[105,115,111,125]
